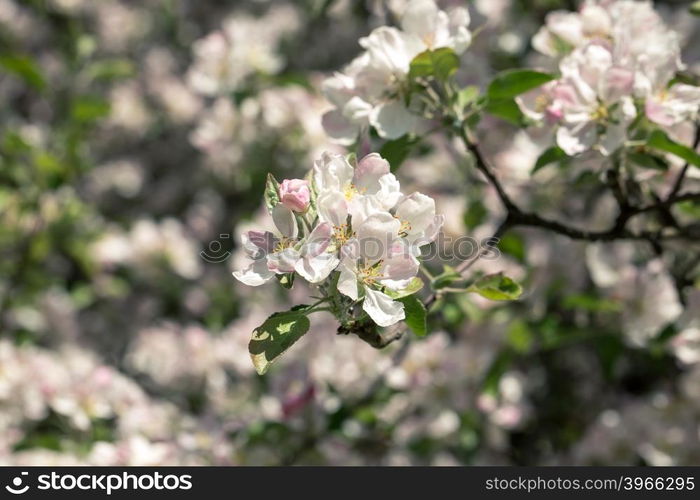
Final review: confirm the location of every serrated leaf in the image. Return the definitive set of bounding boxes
[249,308,311,375]
[380,135,419,172]
[647,130,700,168]
[487,69,556,100]
[483,98,525,126]
[264,173,281,213]
[532,146,568,173]
[409,47,460,82]
[467,272,523,301]
[0,54,46,91]
[384,277,424,299]
[399,295,427,337]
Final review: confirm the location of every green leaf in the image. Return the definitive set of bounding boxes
[532,146,568,173]
[409,47,460,81]
[385,277,424,299]
[467,272,523,301]
[380,135,419,172]
[264,173,281,213]
[399,295,427,337]
[691,1,700,16]
[0,54,46,91]
[276,273,295,289]
[431,265,462,290]
[648,130,700,168]
[627,151,669,171]
[487,69,556,100]
[85,59,135,82]
[70,96,111,123]
[457,85,480,109]
[483,98,525,126]
[249,308,311,375]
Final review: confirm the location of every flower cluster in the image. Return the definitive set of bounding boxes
[518,0,700,156]
[233,151,443,327]
[321,0,472,143]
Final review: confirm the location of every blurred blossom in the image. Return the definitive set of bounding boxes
[187,5,301,96]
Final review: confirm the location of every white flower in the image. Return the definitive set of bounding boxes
[520,43,637,156]
[232,205,300,286]
[314,152,402,216]
[321,0,471,142]
[393,192,444,254]
[336,212,419,326]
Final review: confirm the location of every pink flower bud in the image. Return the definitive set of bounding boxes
[279,179,310,213]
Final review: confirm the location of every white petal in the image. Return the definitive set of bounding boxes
[362,287,405,327]
[295,253,339,283]
[369,101,420,140]
[233,259,274,286]
[395,192,435,236]
[337,261,359,300]
[313,151,355,193]
[272,204,298,239]
[556,122,597,156]
[354,153,390,193]
[376,174,402,210]
[267,248,300,274]
[317,190,349,226]
[322,110,360,146]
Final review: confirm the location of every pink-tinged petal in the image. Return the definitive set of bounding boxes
[645,98,675,127]
[304,222,332,258]
[354,153,390,192]
[362,287,405,327]
[552,82,579,107]
[295,253,339,283]
[279,179,310,213]
[602,67,634,103]
[381,251,419,283]
[244,230,275,256]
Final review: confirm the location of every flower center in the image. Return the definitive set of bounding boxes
[590,103,609,122]
[273,237,295,253]
[332,223,353,246]
[397,218,412,238]
[358,260,384,285]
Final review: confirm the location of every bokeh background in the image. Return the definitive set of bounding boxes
[1,0,699,465]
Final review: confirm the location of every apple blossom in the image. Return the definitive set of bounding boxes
[321,0,472,142]
[279,179,311,213]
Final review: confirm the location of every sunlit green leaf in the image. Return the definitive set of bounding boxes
[385,277,424,299]
[648,129,700,168]
[380,135,419,172]
[533,146,568,173]
[409,47,460,81]
[264,173,281,213]
[487,69,556,100]
[467,272,523,301]
[249,308,311,375]
[399,295,427,337]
